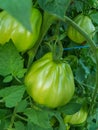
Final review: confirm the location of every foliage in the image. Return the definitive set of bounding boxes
[0,0,98,130]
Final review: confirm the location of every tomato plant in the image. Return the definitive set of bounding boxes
[67,14,95,44]
[0,0,98,130]
[0,8,42,52]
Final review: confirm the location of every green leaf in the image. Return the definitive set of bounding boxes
[0,120,10,130]
[0,41,26,81]
[24,108,52,129]
[26,122,53,130]
[74,0,84,13]
[54,113,65,130]
[0,120,5,130]
[38,0,71,18]
[87,108,98,129]
[0,85,25,108]
[3,75,13,83]
[0,109,8,120]
[90,12,98,24]
[14,121,25,130]
[0,0,32,31]
[16,99,28,113]
[58,103,81,115]
[86,71,96,89]
[75,59,90,83]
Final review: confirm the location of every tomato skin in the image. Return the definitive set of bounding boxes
[0,11,15,44]
[24,52,75,108]
[0,8,42,52]
[67,14,95,44]
[64,105,88,125]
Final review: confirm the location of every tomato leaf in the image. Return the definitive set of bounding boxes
[73,0,84,13]
[16,99,28,113]
[58,103,81,115]
[90,12,98,24]
[38,0,71,18]
[14,121,25,130]
[26,122,53,130]
[0,120,9,129]
[0,41,26,81]
[0,0,32,31]
[0,85,25,108]
[54,113,65,130]
[0,109,8,120]
[3,75,13,83]
[75,59,90,83]
[24,108,52,129]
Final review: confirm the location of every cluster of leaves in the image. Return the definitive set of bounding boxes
[0,41,82,130]
[0,0,98,130]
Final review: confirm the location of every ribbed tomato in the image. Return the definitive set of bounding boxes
[67,14,95,44]
[0,8,42,52]
[24,52,75,108]
[64,105,88,125]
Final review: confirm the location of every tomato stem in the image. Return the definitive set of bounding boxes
[52,40,63,63]
[27,12,57,67]
[16,114,28,122]
[63,16,98,116]
[88,52,98,115]
[8,106,17,129]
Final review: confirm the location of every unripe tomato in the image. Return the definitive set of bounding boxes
[64,105,88,125]
[24,52,75,108]
[0,8,42,52]
[67,14,95,44]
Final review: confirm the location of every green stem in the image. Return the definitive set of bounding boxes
[13,75,22,84]
[8,107,17,129]
[88,53,98,114]
[52,22,64,62]
[27,11,57,67]
[16,114,28,122]
[62,16,98,115]
[52,41,63,63]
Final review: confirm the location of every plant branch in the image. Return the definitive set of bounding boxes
[27,11,57,67]
[62,16,98,116]
[8,107,17,129]
[13,75,22,84]
[88,52,98,114]
[16,114,28,122]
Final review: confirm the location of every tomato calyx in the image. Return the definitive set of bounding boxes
[51,41,63,63]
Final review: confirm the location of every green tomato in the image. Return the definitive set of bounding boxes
[67,14,95,44]
[0,8,42,52]
[64,105,88,125]
[0,11,15,44]
[24,52,75,108]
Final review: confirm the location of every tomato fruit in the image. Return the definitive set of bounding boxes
[67,14,95,44]
[0,8,42,52]
[24,52,75,108]
[64,105,88,125]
